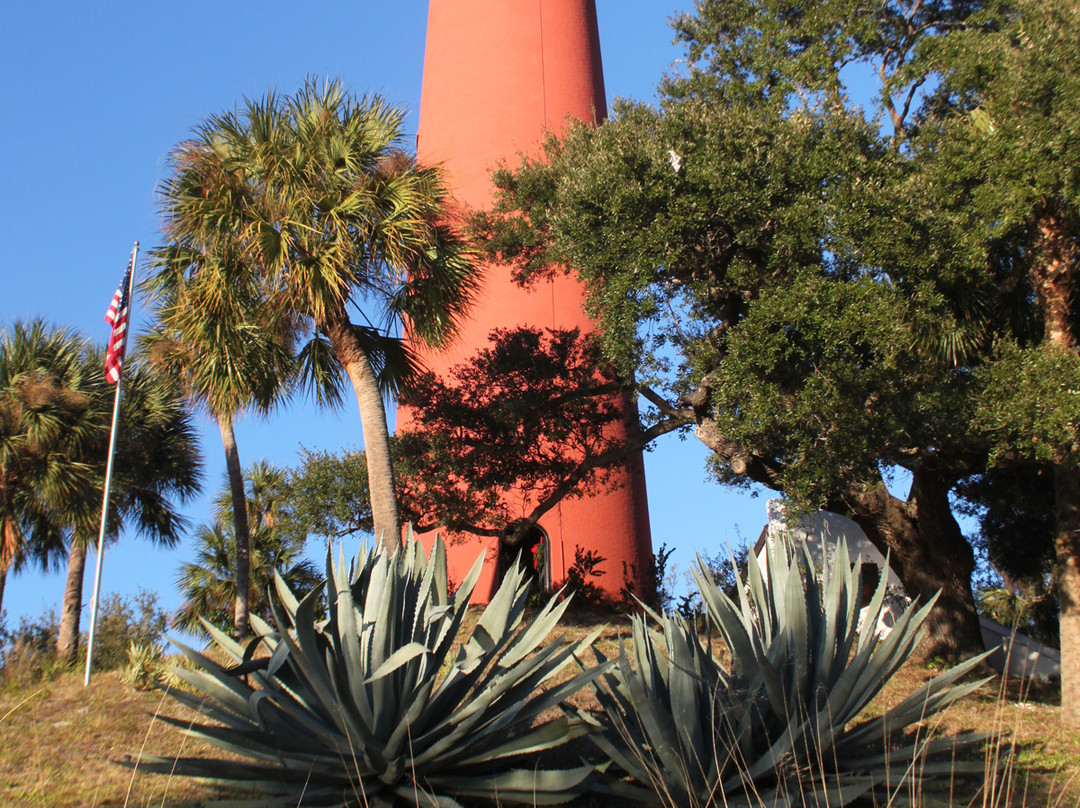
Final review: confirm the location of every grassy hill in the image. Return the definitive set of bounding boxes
[2,615,1078,807]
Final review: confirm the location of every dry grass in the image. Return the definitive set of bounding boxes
[0,669,240,807]
[1,611,1077,807]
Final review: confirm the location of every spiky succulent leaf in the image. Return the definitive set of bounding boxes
[590,538,991,807]
[127,536,601,806]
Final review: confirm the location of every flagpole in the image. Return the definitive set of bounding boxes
[84,241,139,687]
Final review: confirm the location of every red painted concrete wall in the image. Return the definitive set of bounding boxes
[401,0,652,603]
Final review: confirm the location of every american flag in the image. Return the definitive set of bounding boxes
[104,257,133,384]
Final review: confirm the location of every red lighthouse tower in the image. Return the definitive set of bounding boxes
[404,0,652,602]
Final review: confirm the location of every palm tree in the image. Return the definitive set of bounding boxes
[0,321,201,663]
[142,242,297,638]
[176,461,318,633]
[0,321,104,617]
[55,353,202,664]
[159,79,478,549]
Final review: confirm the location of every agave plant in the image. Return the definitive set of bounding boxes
[582,539,992,808]
[131,536,606,807]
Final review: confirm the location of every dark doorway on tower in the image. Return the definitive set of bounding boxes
[497,521,550,592]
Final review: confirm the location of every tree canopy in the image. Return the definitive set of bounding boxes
[152,78,479,552]
[480,0,1080,668]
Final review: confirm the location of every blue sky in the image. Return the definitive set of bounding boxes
[1,1,773,626]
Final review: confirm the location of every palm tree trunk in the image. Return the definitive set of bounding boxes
[219,416,251,639]
[0,510,17,617]
[1031,200,1080,725]
[56,540,88,664]
[322,317,401,551]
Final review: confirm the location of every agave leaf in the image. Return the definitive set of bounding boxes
[465,561,528,665]
[245,687,351,751]
[840,655,992,750]
[366,641,430,683]
[248,611,276,638]
[198,618,254,664]
[815,545,853,688]
[327,548,377,730]
[427,764,594,803]
[498,591,574,668]
[157,680,261,732]
[855,555,891,657]
[142,532,625,806]
[843,731,991,768]
[430,532,449,607]
[590,537,990,808]
[123,752,296,784]
[451,550,485,607]
[272,568,302,618]
[781,553,810,694]
[410,648,558,762]
[266,586,369,748]
[381,677,438,760]
[842,596,938,716]
[666,634,709,771]
[452,647,587,747]
[692,561,757,677]
[798,773,882,808]
[263,636,291,677]
[584,715,653,785]
[411,538,439,641]
[165,639,254,715]
[452,716,588,766]
[514,637,612,724]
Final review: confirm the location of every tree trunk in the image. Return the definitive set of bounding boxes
[219,416,251,639]
[835,468,985,660]
[323,317,401,551]
[1031,200,1080,724]
[56,540,88,664]
[692,398,984,658]
[0,568,6,621]
[1053,463,1080,725]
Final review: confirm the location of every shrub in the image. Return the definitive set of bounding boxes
[581,539,993,807]
[0,608,63,689]
[0,589,169,689]
[89,589,169,672]
[119,641,166,691]
[563,545,607,607]
[131,536,605,807]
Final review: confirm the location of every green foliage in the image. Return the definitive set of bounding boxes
[0,317,201,669]
[153,76,481,547]
[0,608,61,688]
[978,579,1059,649]
[647,542,677,612]
[176,461,319,633]
[483,0,1080,657]
[137,536,604,807]
[0,589,168,687]
[958,465,1060,645]
[582,539,992,807]
[119,641,166,691]
[0,320,108,573]
[976,340,1080,465]
[88,589,169,672]
[174,519,320,634]
[287,446,374,540]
